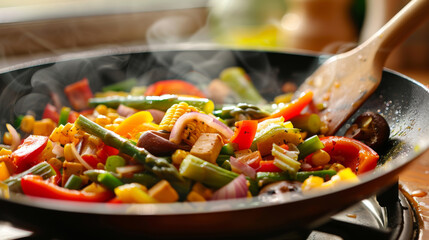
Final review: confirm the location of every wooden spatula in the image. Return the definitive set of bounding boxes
[295,0,429,136]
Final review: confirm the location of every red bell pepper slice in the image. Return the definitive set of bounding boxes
[67,110,80,123]
[21,175,114,202]
[107,197,123,204]
[145,80,206,98]
[42,103,59,124]
[81,154,100,169]
[257,160,283,172]
[96,145,120,165]
[65,78,93,111]
[307,136,379,175]
[11,135,49,173]
[230,120,258,150]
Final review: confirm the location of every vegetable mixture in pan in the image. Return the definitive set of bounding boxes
[0,67,389,203]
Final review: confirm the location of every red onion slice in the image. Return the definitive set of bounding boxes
[146,109,165,124]
[230,156,256,179]
[211,174,248,200]
[116,104,138,117]
[6,124,20,151]
[70,142,94,170]
[169,112,233,144]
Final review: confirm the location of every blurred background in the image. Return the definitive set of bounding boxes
[0,0,428,77]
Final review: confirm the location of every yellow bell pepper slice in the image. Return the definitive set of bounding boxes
[114,111,153,138]
[0,162,10,181]
[114,183,157,203]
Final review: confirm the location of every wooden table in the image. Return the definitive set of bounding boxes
[395,69,429,239]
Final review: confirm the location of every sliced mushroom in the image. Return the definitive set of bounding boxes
[259,181,302,196]
[344,111,390,150]
[137,130,191,156]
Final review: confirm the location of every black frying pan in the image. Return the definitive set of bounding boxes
[0,46,428,239]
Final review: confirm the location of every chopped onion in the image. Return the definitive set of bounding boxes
[116,165,144,177]
[51,142,64,158]
[70,142,93,170]
[169,112,233,144]
[117,104,138,117]
[230,156,256,179]
[6,124,20,151]
[211,174,248,200]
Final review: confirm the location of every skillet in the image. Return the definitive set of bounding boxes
[0,45,428,238]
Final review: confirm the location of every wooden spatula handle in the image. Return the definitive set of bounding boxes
[363,0,429,66]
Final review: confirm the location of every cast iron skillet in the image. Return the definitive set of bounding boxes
[0,46,428,239]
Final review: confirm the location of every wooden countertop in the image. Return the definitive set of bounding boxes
[395,69,429,240]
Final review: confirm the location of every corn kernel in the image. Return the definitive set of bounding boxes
[301,176,324,193]
[96,162,105,169]
[337,168,359,182]
[82,182,109,194]
[95,115,111,127]
[38,140,56,162]
[107,108,117,114]
[64,143,75,162]
[87,135,102,146]
[95,104,108,115]
[104,124,118,131]
[311,149,331,166]
[159,102,199,132]
[20,115,35,133]
[107,112,120,122]
[328,163,346,172]
[113,117,124,125]
[2,132,12,145]
[172,149,189,165]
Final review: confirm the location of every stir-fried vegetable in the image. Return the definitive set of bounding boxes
[89,95,214,113]
[0,67,387,203]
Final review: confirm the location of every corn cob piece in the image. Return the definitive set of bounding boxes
[49,123,84,145]
[159,102,199,132]
[181,119,217,145]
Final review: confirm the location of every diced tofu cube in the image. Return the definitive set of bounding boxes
[190,133,224,164]
[148,180,179,203]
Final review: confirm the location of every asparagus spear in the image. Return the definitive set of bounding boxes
[179,154,238,189]
[88,95,214,113]
[220,67,266,105]
[4,161,57,192]
[75,115,183,182]
[297,135,325,160]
